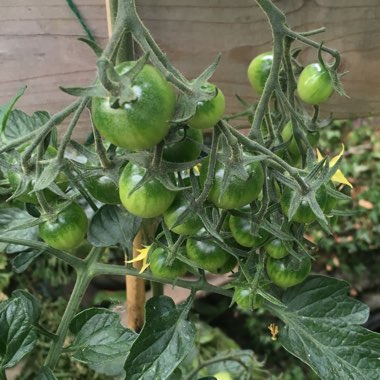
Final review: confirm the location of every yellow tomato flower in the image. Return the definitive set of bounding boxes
[316,145,353,188]
[125,246,150,273]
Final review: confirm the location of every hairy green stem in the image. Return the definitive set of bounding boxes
[20,99,82,171]
[44,247,104,369]
[0,236,83,268]
[93,263,233,297]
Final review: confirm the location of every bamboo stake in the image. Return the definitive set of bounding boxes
[105,0,146,331]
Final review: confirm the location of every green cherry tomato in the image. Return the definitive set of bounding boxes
[119,162,176,218]
[229,211,269,248]
[264,239,288,259]
[212,372,234,380]
[85,175,120,205]
[39,203,88,250]
[186,235,237,274]
[324,182,337,214]
[92,62,176,151]
[149,247,188,280]
[247,52,273,94]
[163,127,203,163]
[297,63,334,105]
[280,186,327,224]
[234,287,263,310]
[266,254,311,288]
[163,193,203,236]
[200,159,264,210]
[188,83,225,130]
[281,121,320,159]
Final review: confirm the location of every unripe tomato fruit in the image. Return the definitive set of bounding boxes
[149,247,188,280]
[297,63,334,105]
[234,287,263,310]
[119,162,176,218]
[247,52,273,94]
[188,83,225,130]
[266,254,311,288]
[91,62,176,151]
[200,159,264,210]
[280,186,327,224]
[186,235,237,274]
[229,211,269,248]
[163,193,203,236]
[212,372,234,380]
[281,121,320,159]
[163,127,203,163]
[39,202,88,250]
[85,175,120,205]
[264,239,288,259]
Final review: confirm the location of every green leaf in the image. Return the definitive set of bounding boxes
[11,290,40,324]
[87,205,141,249]
[12,250,43,273]
[1,109,49,143]
[124,296,196,380]
[0,297,38,369]
[59,84,108,98]
[271,275,380,380]
[33,160,61,192]
[36,367,58,380]
[0,208,38,253]
[0,87,26,134]
[69,308,137,377]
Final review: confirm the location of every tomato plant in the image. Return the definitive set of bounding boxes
[229,210,269,248]
[297,63,334,105]
[186,235,236,274]
[281,185,327,224]
[163,192,203,235]
[119,162,176,218]
[188,83,225,130]
[266,255,311,288]
[92,62,176,151]
[149,247,187,280]
[84,175,120,205]
[163,127,203,163]
[247,52,273,94]
[234,286,263,310]
[200,159,264,209]
[39,202,88,251]
[264,238,288,259]
[0,1,376,380]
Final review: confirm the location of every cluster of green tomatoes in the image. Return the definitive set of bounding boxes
[7,51,338,309]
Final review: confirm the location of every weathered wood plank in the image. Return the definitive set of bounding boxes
[0,0,379,140]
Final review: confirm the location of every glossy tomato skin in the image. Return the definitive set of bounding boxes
[247,52,273,94]
[280,186,327,224]
[234,287,264,310]
[39,203,88,250]
[188,83,225,130]
[200,159,264,210]
[119,162,175,218]
[186,236,236,274]
[85,175,120,205]
[266,254,311,288]
[92,62,176,151]
[297,63,334,105]
[149,247,187,280]
[264,239,288,259]
[229,212,269,248]
[163,193,203,236]
[163,127,203,163]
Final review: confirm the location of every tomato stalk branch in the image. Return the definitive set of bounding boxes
[44,247,104,369]
[0,236,84,268]
[20,99,82,172]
